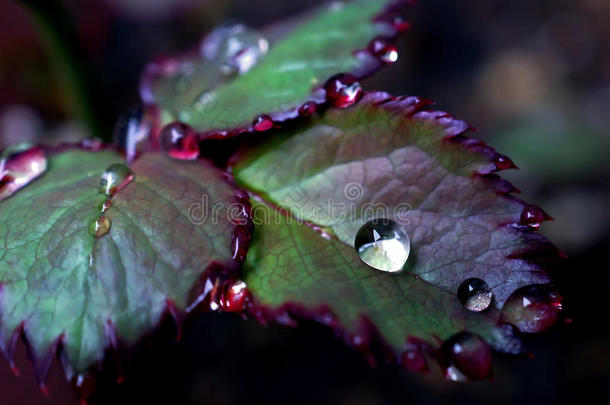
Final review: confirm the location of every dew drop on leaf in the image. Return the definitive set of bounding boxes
[442,332,493,381]
[298,101,317,116]
[493,154,516,170]
[89,215,111,238]
[324,73,364,108]
[501,284,562,333]
[0,144,47,201]
[160,122,200,160]
[520,204,550,229]
[457,278,493,312]
[221,280,250,313]
[391,16,411,32]
[100,163,134,196]
[368,38,398,64]
[354,218,410,272]
[252,114,274,131]
[200,24,269,76]
[100,199,112,213]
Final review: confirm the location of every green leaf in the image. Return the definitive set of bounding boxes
[0,149,248,380]
[234,93,561,373]
[142,0,408,134]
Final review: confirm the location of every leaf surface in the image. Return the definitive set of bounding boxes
[0,149,248,379]
[233,93,561,370]
[142,0,408,135]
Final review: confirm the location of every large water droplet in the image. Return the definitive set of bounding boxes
[520,205,550,229]
[160,122,200,160]
[324,73,363,108]
[369,38,398,64]
[0,144,47,201]
[354,218,410,272]
[442,332,492,381]
[201,24,269,76]
[458,278,493,312]
[100,163,133,196]
[501,284,562,333]
[89,216,111,238]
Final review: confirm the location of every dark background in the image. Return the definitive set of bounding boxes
[1,0,609,404]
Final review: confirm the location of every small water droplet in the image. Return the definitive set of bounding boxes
[100,163,133,196]
[160,122,200,160]
[201,24,269,75]
[520,204,550,228]
[71,373,96,404]
[298,101,317,116]
[89,216,111,238]
[221,280,250,312]
[458,278,493,312]
[501,284,562,333]
[369,39,398,64]
[391,16,411,32]
[0,144,47,201]
[324,73,363,108]
[493,154,516,170]
[354,218,410,272]
[252,114,274,131]
[100,199,112,213]
[442,332,492,381]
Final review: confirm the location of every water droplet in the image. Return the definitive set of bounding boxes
[391,16,411,32]
[298,101,317,116]
[100,163,133,196]
[71,373,96,404]
[458,278,493,312]
[324,73,363,108]
[442,332,492,381]
[160,122,200,160]
[354,218,410,272]
[0,144,47,201]
[89,216,111,238]
[200,24,269,75]
[252,114,274,131]
[369,39,398,64]
[501,284,562,333]
[494,154,516,170]
[220,280,250,312]
[520,204,550,228]
[100,199,112,213]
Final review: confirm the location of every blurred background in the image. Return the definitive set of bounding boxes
[1,0,609,403]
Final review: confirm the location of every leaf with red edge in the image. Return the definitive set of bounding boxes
[0,148,250,388]
[141,0,411,137]
[232,93,563,379]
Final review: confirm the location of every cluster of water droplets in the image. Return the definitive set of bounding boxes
[353,214,561,379]
[89,163,134,239]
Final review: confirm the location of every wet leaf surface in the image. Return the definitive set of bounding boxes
[142,0,409,135]
[233,93,562,375]
[0,149,249,381]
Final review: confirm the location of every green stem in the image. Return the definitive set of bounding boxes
[16,0,109,140]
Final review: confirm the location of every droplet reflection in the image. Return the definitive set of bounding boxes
[354,218,410,272]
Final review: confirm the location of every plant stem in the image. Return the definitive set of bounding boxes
[16,0,109,140]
